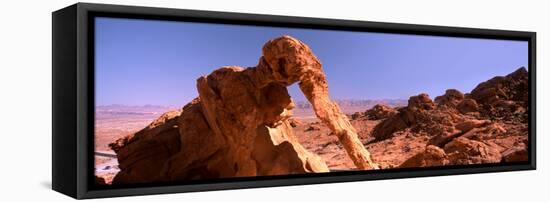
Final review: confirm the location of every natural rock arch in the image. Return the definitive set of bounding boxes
[110,35,378,184]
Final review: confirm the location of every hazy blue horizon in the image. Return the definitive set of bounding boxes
[95,17,528,107]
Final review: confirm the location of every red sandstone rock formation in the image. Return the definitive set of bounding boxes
[109,36,378,184]
[470,67,528,120]
[399,137,502,168]
[435,89,464,108]
[259,36,378,170]
[399,145,448,168]
[370,93,447,141]
[471,68,528,107]
[105,37,528,182]
[291,67,529,170]
[365,104,397,120]
[372,67,530,169]
[456,98,479,114]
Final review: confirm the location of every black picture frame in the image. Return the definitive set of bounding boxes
[52,2,536,199]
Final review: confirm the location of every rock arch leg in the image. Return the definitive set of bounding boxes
[260,36,379,170]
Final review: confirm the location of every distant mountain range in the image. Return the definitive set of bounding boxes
[97,99,407,115]
[96,104,175,116]
[294,99,407,110]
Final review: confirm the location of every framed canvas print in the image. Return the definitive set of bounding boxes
[52,3,536,199]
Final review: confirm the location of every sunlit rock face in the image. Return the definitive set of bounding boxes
[109,36,379,184]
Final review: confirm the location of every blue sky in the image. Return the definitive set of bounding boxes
[95,17,528,107]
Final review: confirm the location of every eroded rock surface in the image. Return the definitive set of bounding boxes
[110,36,378,184]
[399,145,448,168]
[399,137,502,168]
[259,36,378,170]
[435,89,464,108]
[365,104,397,120]
[365,67,529,169]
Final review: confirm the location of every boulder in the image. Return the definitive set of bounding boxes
[444,137,502,165]
[502,147,528,162]
[110,108,183,184]
[371,94,439,141]
[427,120,495,148]
[435,89,464,107]
[454,119,491,132]
[365,104,397,120]
[408,93,436,110]
[457,98,479,114]
[399,145,449,168]
[401,137,503,168]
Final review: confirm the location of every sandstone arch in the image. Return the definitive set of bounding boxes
[257,36,378,170]
[110,35,377,184]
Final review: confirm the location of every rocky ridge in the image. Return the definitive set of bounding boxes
[367,67,529,168]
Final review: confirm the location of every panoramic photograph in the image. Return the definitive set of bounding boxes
[93,17,529,185]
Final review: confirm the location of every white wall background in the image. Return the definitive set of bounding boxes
[0,0,547,201]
